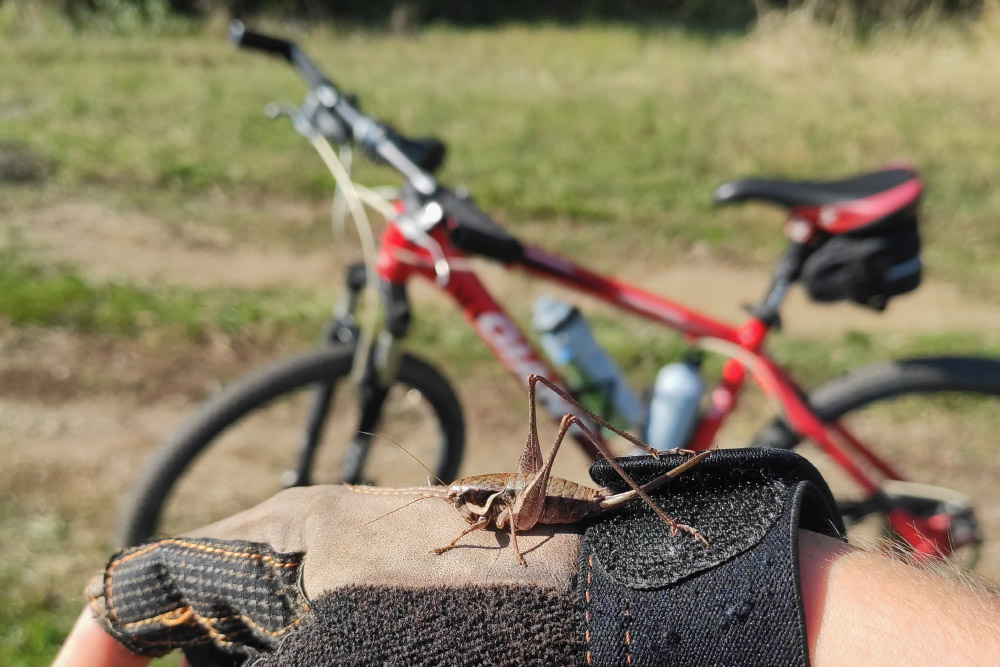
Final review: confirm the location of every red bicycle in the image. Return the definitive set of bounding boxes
[120,24,998,568]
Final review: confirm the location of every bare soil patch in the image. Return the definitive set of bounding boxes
[0,322,299,405]
[10,197,339,290]
[14,198,1000,336]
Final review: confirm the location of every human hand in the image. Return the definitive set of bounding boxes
[54,477,580,667]
[52,609,154,667]
[62,450,871,665]
[81,481,584,666]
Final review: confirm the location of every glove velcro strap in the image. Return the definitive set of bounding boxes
[579,448,845,667]
[87,537,309,660]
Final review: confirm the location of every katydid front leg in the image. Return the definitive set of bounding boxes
[431,516,490,555]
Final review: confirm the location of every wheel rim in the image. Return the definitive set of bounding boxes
[803,391,999,574]
[152,378,450,539]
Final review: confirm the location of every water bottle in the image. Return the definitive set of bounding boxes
[644,350,704,451]
[531,295,641,431]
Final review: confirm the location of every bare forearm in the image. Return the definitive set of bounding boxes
[800,530,1000,664]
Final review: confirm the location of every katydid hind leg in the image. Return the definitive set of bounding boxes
[527,374,662,458]
[517,374,545,476]
[564,413,709,546]
[511,412,577,528]
[638,450,710,495]
[599,451,710,509]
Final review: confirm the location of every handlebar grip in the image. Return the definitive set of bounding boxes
[230,21,328,89]
[437,189,524,264]
[230,21,292,58]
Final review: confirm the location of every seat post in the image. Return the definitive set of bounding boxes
[752,241,813,327]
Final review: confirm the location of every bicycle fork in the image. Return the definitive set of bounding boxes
[285,264,410,487]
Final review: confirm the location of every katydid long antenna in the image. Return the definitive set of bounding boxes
[364,495,435,526]
[357,430,450,486]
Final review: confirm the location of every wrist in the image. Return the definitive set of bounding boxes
[799,529,1000,664]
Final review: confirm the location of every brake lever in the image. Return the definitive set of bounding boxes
[266,94,350,147]
[264,101,318,141]
[264,101,298,120]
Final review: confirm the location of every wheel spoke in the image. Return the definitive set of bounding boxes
[118,348,463,545]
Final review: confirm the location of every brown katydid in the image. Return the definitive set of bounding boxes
[429,374,709,566]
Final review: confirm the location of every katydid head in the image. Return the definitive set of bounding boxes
[445,474,514,521]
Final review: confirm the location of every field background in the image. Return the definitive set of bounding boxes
[2,2,1000,663]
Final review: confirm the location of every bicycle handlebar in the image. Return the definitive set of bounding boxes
[232,20,439,193]
[230,21,329,89]
[229,22,291,56]
[231,21,523,262]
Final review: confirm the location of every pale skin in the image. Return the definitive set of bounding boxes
[799,531,1000,664]
[56,530,1000,666]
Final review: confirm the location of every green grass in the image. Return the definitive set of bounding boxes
[1,12,1000,292]
[0,573,79,665]
[0,245,330,342]
[0,503,89,666]
[771,330,1000,385]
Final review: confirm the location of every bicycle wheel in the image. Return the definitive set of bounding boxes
[118,345,464,546]
[751,356,1000,570]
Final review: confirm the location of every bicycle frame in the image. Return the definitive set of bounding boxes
[375,211,947,557]
[226,22,965,561]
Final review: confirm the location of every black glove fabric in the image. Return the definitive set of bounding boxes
[579,447,845,666]
[88,448,845,666]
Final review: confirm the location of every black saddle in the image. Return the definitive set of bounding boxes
[714,167,919,210]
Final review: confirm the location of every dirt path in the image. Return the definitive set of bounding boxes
[15,199,1000,335]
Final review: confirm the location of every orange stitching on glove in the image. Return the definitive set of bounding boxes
[625,605,632,666]
[121,605,304,649]
[122,607,195,629]
[344,485,446,498]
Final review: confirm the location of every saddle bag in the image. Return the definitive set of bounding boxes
[801,215,921,311]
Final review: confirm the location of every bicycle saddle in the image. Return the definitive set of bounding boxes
[713,166,922,234]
